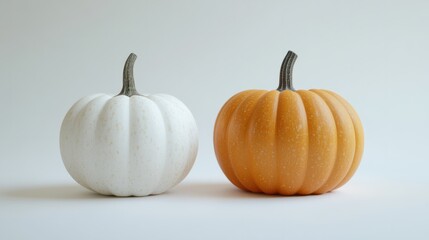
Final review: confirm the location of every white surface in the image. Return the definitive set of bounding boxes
[1,0,428,239]
[1,173,428,240]
[60,93,198,196]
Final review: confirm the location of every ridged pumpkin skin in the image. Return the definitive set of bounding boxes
[214,52,364,195]
[61,93,198,196]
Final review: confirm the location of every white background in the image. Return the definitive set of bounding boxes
[1,0,428,239]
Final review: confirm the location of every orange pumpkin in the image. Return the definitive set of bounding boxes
[214,51,364,195]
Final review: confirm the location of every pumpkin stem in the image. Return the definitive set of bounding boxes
[118,53,140,96]
[277,51,297,91]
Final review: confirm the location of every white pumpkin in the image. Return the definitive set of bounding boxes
[60,53,198,196]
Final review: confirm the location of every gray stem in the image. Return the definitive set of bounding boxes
[118,53,140,96]
[277,51,297,91]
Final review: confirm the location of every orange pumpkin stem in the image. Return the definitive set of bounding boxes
[277,51,297,92]
[118,53,141,96]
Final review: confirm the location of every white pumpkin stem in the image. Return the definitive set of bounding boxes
[118,53,140,96]
[277,50,297,91]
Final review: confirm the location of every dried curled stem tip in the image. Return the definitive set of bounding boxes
[277,51,297,91]
[118,53,140,96]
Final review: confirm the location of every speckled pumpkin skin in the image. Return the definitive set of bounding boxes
[61,93,198,197]
[214,89,364,195]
